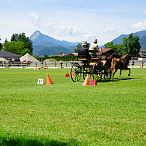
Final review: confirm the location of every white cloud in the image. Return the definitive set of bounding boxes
[34,18,98,42]
[132,20,146,30]
[132,10,146,31]
[30,12,41,27]
[46,21,80,37]
[30,12,40,21]
[28,12,126,45]
[104,26,115,33]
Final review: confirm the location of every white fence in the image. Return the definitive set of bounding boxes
[0,61,73,68]
[0,60,145,68]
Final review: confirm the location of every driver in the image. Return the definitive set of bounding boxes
[78,41,91,66]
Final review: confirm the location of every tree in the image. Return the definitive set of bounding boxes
[104,42,125,56]
[104,41,114,48]
[122,33,141,57]
[10,33,33,54]
[3,41,28,55]
[74,43,82,53]
[74,42,90,53]
[0,43,2,50]
[0,38,2,50]
[3,33,33,55]
[23,37,33,54]
[11,34,19,41]
[104,34,141,57]
[114,44,125,56]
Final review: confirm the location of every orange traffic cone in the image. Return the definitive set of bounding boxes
[82,74,90,86]
[46,74,53,85]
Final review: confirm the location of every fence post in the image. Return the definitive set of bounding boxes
[55,62,57,67]
[141,60,144,68]
[66,62,68,67]
[60,61,63,68]
[132,59,134,66]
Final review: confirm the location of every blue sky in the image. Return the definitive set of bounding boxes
[0,0,146,45]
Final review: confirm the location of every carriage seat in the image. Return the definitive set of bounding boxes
[90,62,96,66]
[78,58,88,61]
[90,57,102,66]
[91,57,101,63]
[78,49,91,66]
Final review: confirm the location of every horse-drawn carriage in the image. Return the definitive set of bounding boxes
[70,48,131,82]
[70,49,112,82]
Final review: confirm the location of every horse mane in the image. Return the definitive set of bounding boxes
[104,52,118,68]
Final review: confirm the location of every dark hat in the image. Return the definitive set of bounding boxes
[93,39,98,43]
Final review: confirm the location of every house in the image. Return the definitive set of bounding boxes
[97,48,116,57]
[138,49,146,61]
[139,49,146,58]
[0,50,21,62]
[19,53,39,63]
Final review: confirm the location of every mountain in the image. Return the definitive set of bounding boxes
[139,35,146,50]
[30,30,146,56]
[30,31,78,56]
[112,30,146,49]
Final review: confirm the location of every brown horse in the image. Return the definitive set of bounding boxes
[103,52,119,68]
[110,54,131,78]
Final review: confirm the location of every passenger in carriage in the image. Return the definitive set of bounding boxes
[78,41,91,66]
[89,39,99,58]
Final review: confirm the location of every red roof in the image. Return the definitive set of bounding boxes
[96,48,115,56]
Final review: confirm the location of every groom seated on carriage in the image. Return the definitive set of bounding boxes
[78,39,103,66]
[89,39,99,58]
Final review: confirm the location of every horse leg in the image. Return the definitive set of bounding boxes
[128,68,130,76]
[118,69,122,79]
[120,69,122,76]
[112,69,117,79]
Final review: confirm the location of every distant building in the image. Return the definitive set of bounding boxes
[0,50,21,62]
[138,49,146,61]
[139,49,146,58]
[97,48,115,56]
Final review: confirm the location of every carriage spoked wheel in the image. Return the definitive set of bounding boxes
[70,66,82,82]
[83,67,101,81]
[89,65,102,81]
[82,67,91,80]
[92,73,102,81]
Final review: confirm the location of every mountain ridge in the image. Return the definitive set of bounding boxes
[30,31,78,56]
[112,30,146,49]
[30,30,146,56]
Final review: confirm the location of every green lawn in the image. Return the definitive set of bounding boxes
[0,68,146,146]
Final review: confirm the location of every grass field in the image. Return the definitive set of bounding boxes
[0,68,146,146]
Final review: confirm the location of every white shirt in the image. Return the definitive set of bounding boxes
[89,43,98,51]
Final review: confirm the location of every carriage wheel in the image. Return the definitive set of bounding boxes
[92,73,102,81]
[83,67,101,81]
[91,64,102,81]
[82,67,92,80]
[70,66,81,82]
[83,73,95,80]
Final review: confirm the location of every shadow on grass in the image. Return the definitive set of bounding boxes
[110,77,135,82]
[95,77,135,83]
[115,77,135,80]
[0,137,81,146]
